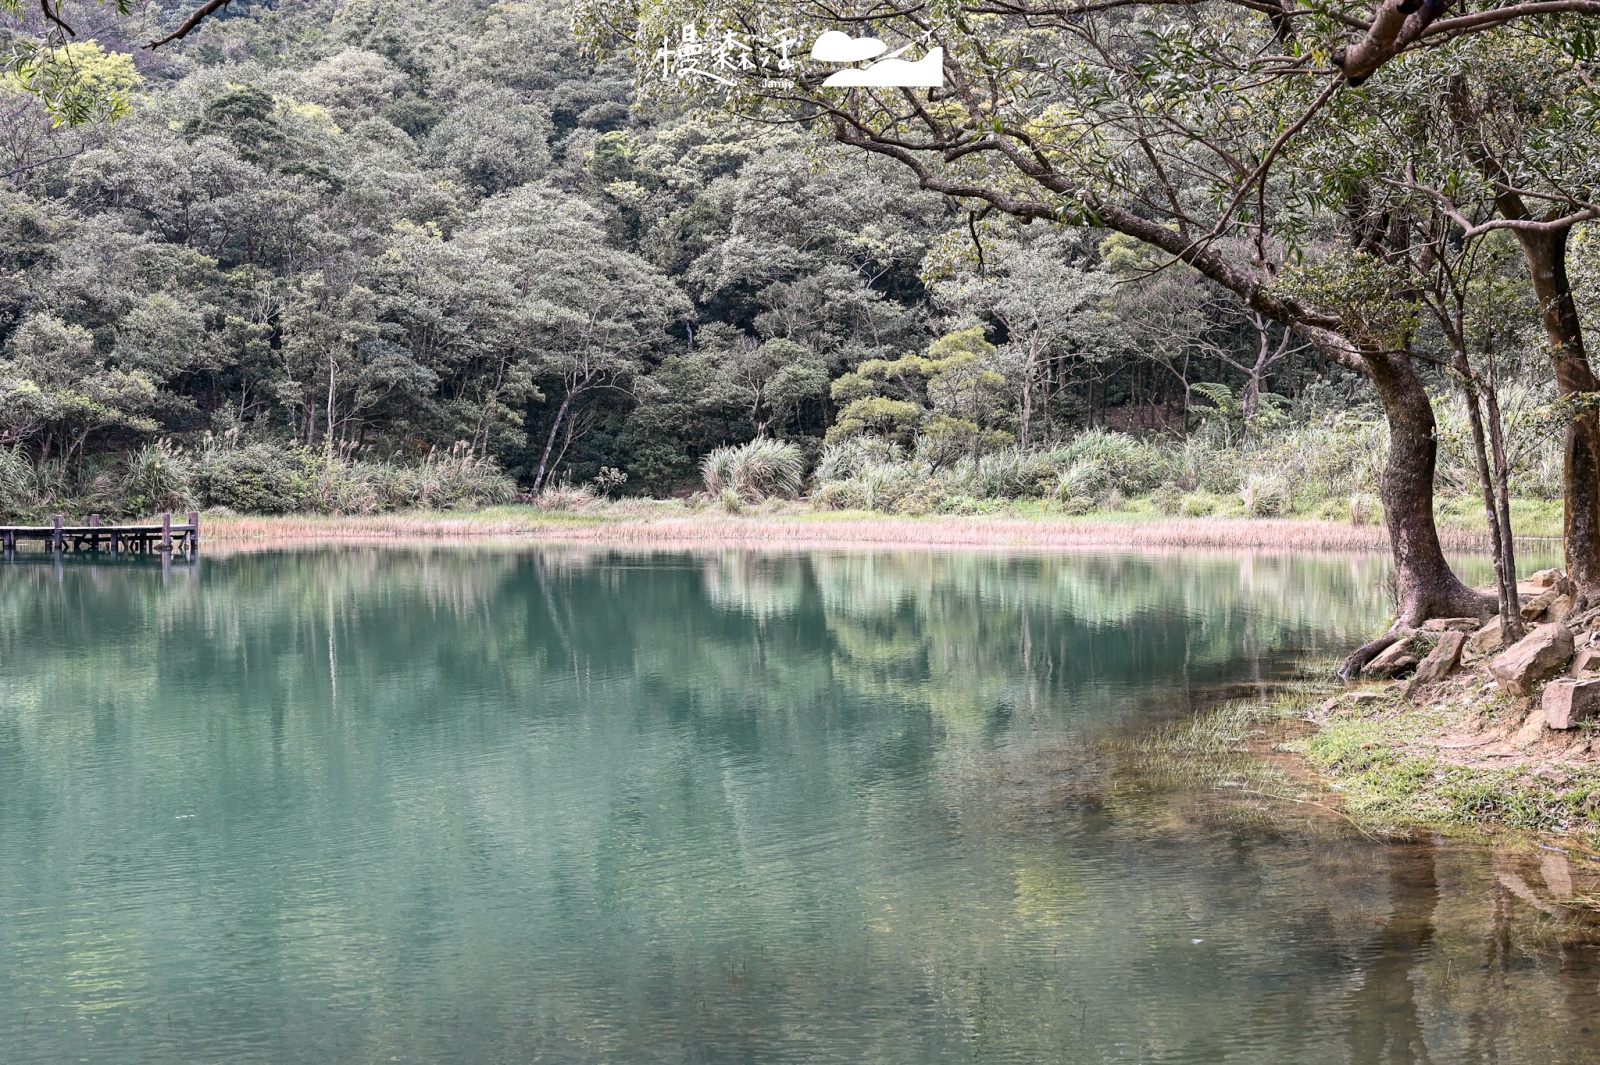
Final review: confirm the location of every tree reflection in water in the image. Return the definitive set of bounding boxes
[0,546,1593,1065]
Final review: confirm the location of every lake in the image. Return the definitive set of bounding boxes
[0,547,1594,1064]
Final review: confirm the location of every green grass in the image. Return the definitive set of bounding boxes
[1135,669,1600,847]
[1433,495,1564,540]
[1291,703,1600,839]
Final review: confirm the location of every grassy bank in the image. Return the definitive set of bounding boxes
[1143,664,1600,866]
[200,497,1560,551]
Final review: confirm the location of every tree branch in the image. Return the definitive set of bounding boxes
[147,0,235,49]
[1333,0,1456,84]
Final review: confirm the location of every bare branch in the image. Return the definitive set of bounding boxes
[147,0,235,49]
[1423,0,1600,40]
[38,0,74,36]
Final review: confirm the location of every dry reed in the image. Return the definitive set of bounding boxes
[202,508,1500,553]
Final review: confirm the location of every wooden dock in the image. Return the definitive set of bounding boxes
[0,512,200,554]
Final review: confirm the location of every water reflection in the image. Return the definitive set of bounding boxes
[0,547,1592,1064]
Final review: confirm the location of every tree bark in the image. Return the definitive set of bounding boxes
[1515,227,1600,598]
[1452,346,1522,640]
[1020,334,1039,449]
[1365,350,1495,626]
[532,390,576,495]
[1482,380,1523,640]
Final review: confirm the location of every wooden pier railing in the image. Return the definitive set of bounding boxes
[0,512,199,554]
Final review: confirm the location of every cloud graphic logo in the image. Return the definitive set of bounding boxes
[810,31,888,64]
[821,47,944,88]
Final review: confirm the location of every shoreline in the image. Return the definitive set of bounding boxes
[200,505,1551,553]
[1160,661,1600,874]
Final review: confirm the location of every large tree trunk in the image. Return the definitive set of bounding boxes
[1366,350,1495,626]
[1515,227,1600,597]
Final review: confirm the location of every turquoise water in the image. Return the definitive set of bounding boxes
[0,547,1594,1064]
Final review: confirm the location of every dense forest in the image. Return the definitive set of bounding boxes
[2,0,1598,620]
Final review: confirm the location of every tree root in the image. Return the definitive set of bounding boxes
[1338,631,1404,682]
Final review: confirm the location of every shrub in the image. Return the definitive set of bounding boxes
[121,441,195,516]
[590,466,629,498]
[1150,483,1183,516]
[533,481,596,511]
[0,447,37,518]
[1179,492,1216,517]
[1058,429,1169,495]
[195,443,309,514]
[816,438,904,483]
[937,494,988,515]
[702,438,806,502]
[1175,437,1242,494]
[194,440,514,515]
[891,478,949,516]
[404,445,516,509]
[810,480,862,511]
[1053,458,1109,502]
[1238,472,1291,516]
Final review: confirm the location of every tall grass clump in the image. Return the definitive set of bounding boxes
[122,441,195,515]
[701,438,806,502]
[194,439,515,515]
[0,447,38,518]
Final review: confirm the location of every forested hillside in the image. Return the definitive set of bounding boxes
[0,0,1582,525]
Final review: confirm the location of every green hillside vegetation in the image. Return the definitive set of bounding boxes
[0,0,1584,538]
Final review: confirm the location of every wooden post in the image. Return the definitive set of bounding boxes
[89,513,99,552]
[53,514,63,552]
[160,512,172,552]
[188,511,200,551]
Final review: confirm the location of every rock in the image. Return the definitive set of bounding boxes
[1365,640,1419,679]
[1547,594,1575,623]
[1513,710,1548,745]
[1521,588,1560,620]
[1488,623,1575,697]
[1388,657,1418,678]
[1469,618,1506,655]
[1528,568,1566,590]
[1542,678,1600,729]
[1405,631,1467,697]
[1570,646,1600,675]
[1422,617,1480,633]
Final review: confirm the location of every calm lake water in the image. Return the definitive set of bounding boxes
[0,546,1594,1064]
